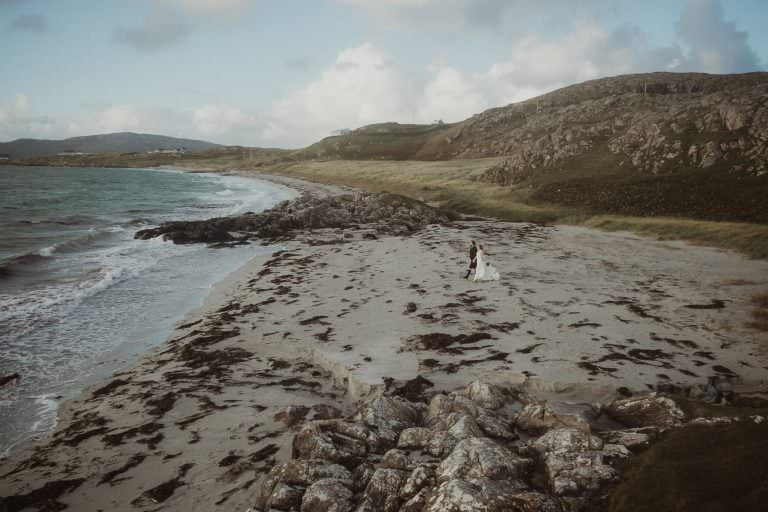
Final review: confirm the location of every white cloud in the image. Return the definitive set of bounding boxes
[675,0,761,73]
[15,94,28,113]
[0,95,57,141]
[262,44,416,147]
[165,0,253,10]
[192,105,253,136]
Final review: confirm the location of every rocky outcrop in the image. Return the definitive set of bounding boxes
[135,192,456,245]
[253,381,728,512]
[460,73,768,181]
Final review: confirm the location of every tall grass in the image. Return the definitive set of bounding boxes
[252,159,768,259]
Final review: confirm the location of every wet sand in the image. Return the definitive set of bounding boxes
[1,176,767,511]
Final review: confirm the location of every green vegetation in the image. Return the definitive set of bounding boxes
[245,159,768,259]
[609,422,768,512]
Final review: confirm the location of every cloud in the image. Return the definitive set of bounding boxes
[675,0,761,73]
[286,55,314,73]
[263,44,417,147]
[165,0,253,11]
[192,105,258,137]
[0,95,56,142]
[338,0,614,32]
[9,13,48,32]
[15,93,28,112]
[114,12,191,53]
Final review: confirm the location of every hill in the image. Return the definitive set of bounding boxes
[291,72,768,225]
[0,132,221,159]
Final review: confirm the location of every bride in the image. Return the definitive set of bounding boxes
[473,245,500,282]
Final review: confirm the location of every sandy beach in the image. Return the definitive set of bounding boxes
[1,173,767,511]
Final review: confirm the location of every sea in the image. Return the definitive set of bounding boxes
[0,165,298,457]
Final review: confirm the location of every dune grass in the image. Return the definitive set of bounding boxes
[252,159,768,259]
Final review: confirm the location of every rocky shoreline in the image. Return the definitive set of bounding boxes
[1,175,767,511]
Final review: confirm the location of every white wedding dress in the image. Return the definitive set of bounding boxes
[473,249,500,282]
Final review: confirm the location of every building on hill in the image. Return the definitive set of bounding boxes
[147,147,187,154]
[0,154,11,161]
[331,128,352,136]
[57,150,87,156]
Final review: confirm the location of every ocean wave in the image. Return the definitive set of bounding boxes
[0,252,50,278]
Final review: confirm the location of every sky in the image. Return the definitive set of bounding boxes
[1,0,766,148]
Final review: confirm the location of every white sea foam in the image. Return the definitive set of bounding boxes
[0,167,298,456]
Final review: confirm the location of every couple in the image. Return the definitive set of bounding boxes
[464,240,500,282]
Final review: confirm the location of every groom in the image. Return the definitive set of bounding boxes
[464,240,477,279]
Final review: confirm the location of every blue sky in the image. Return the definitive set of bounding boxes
[1,0,766,147]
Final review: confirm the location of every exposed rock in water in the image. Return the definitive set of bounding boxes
[135,192,456,245]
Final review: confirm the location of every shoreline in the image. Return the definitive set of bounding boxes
[1,172,768,511]
[0,167,303,459]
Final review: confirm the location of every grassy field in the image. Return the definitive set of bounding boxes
[242,159,768,259]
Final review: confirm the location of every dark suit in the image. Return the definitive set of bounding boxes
[465,245,477,278]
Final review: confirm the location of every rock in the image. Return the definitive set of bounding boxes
[397,427,459,458]
[275,405,310,427]
[351,463,375,493]
[437,437,532,483]
[0,372,20,387]
[530,428,619,497]
[474,411,518,441]
[135,192,453,245]
[353,396,422,445]
[356,467,410,512]
[399,464,436,501]
[423,478,528,512]
[604,395,686,428]
[598,428,658,452]
[310,404,343,421]
[264,482,304,511]
[446,413,484,440]
[292,420,381,468]
[401,488,430,512]
[462,380,508,410]
[532,428,604,455]
[514,403,591,434]
[397,427,433,449]
[256,459,352,511]
[380,449,410,470]
[300,478,353,512]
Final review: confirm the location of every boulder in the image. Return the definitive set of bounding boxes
[256,459,352,511]
[437,437,532,483]
[423,478,529,512]
[380,449,411,470]
[353,396,422,445]
[604,395,686,428]
[462,380,508,410]
[514,403,591,434]
[356,467,410,512]
[399,463,436,501]
[530,428,620,497]
[397,427,458,458]
[300,478,353,512]
[292,420,381,468]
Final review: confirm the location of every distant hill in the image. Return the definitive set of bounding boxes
[0,132,221,159]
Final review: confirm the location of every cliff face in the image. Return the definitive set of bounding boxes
[443,72,768,184]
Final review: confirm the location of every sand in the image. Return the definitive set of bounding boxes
[1,174,767,511]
